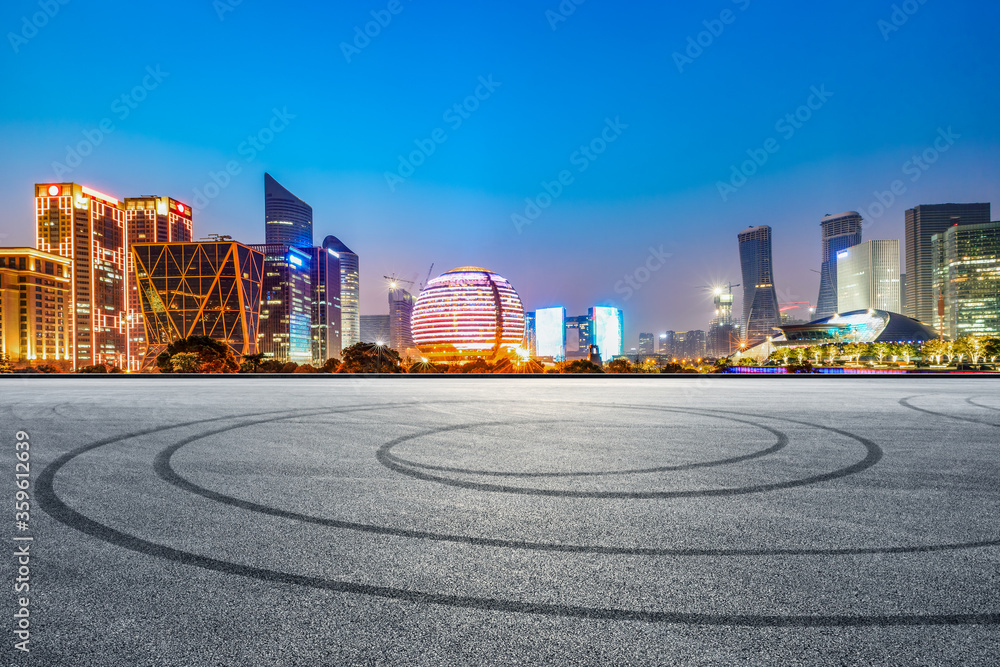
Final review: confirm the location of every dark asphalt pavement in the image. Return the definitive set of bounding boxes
[4,377,1000,665]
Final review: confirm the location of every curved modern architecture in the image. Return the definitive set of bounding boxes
[815,212,863,318]
[411,267,525,362]
[322,235,359,352]
[738,225,780,347]
[778,309,939,344]
[264,173,313,248]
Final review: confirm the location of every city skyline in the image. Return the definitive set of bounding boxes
[2,1,999,343]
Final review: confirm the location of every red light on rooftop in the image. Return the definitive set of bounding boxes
[177,203,185,214]
[47,185,60,196]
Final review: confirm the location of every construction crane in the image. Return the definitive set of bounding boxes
[419,263,434,290]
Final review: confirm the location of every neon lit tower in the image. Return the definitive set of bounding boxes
[738,225,780,347]
[815,212,863,318]
[264,173,313,248]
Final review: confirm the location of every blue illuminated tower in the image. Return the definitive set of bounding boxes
[264,173,313,248]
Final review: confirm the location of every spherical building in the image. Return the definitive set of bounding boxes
[411,267,526,362]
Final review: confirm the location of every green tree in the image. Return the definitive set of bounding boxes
[338,342,403,373]
[320,357,341,373]
[825,344,840,365]
[156,336,239,373]
[294,363,318,373]
[605,358,635,373]
[921,339,945,364]
[871,342,890,364]
[843,342,864,364]
[561,359,604,373]
[985,338,1000,363]
[78,364,110,374]
[793,346,807,364]
[280,362,299,373]
[809,346,823,365]
[896,343,917,364]
[170,353,202,373]
[239,353,264,373]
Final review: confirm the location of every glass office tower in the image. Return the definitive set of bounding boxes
[250,244,312,364]
[322,235,359,351]
[932,221,1000,339]
[815,212,863,318]
[738,225,780,347]
[836,240,901,313]
[264,173,313,248]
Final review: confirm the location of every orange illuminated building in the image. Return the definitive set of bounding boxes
[0,248,72,366]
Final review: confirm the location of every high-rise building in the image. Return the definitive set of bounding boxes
[35,183,128,369]
[673,330,707,360]
[815,212,863,318]
[264,173,313,248]
[836,240,901,313]
[658,331,675,357]
[738,225,780,347]
[0,248,73,366]
[123,195,193,370]
[565,315,592,359]
[708,287,738,357]
[360,315,391,345]
[308,243,341,365]
[589,306,623,363]
[132,241,264,370]
[322,235,359,351]
[388,286,415,354]
[534,307,566,360]
[249,244,312,364]
[638,332,654,356]
[904,203,990,324]
[932,221,1000,339]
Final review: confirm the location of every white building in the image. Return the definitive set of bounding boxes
[836,240,901,313]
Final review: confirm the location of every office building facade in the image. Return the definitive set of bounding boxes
[123,195,193,370]
[360,315,391,345]
[534,307,567,360]
[132,241,264,369]
[589,306,623,363]
[250,244,312,364]
[836,240,901,313]
[322,235,359,351]
[35,183,128,369]
[308,244,341,365]
[565,315,592,359]
[932,221,1000,339]
[0,248,73,366]
[388,286,415,354]
[904,203,990,324]
[738,225,781,347]
[638,332,654,356]
[264,173,313,248]
[815,212,863,318]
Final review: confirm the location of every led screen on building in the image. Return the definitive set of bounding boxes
[590,306,623,362]
[534,307,566,360]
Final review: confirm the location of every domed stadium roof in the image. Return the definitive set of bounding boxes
[779,309,939,344]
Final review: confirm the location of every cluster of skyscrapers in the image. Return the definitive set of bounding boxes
[525,306,624,363]
[0,176,381,370]
[730,203,998,350]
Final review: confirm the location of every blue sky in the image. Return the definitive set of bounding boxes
[2,0,998,341]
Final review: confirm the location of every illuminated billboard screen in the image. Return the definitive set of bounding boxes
[534,307,566,360]
[590,306,623,363]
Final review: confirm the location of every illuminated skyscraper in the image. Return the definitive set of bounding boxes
[638,332,654,356]
[708,287,738,358]
[738,225,780,347]
[322,235,359,352]
[249,244,312,364]
[932,221,1000,339]
[565,315,592,359]
[264,173,313,248]
[35,183,128,369]
[132,241,263,369]
[0,248,72,366]
[589,306,623,363]
[360,315,391,345]
[836,240,901,313]
[388,286,415,354]
[815,212,863,318]
[533,307,566,360]
[308,244,341,365]
[905,203,990,324]
[123,195,193,370]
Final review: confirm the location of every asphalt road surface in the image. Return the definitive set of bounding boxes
[5,376,1000,665]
